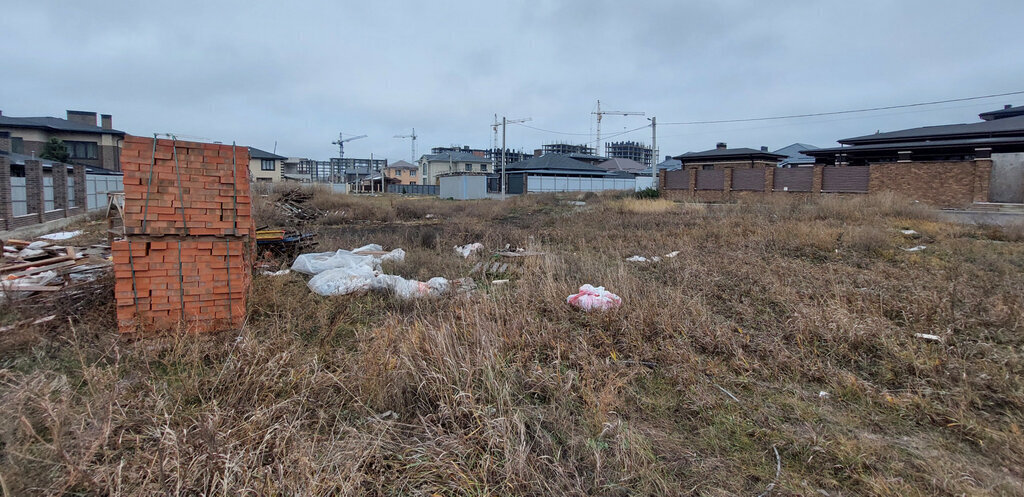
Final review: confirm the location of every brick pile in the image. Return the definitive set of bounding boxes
[113,135,252,334]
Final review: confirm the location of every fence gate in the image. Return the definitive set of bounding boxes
[990,153,1024,203]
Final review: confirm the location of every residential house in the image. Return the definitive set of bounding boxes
[248,147,287,182]
[419,151,491,186]
[384,160,418,185]
[504,153,631,194]
[673,143,786,170]
[803,105,1024,203]
[597,158,646,175]
[773,143,819,167]
[0,109,125,171]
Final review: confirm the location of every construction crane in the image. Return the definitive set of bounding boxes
[332,132,367,159]
[592,100,644,156]
[393,128,417,162]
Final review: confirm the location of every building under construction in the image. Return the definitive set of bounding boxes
[539,143,595,156]
[487,148,533,164]
[605,141,653,168]
[431,145,488,157]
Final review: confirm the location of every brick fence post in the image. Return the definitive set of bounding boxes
[973,148,992,203]
[25,159,44,223]
[723,167,733,194]
[73,164,87,213]
[688,167,696,193]
[659,169,666,191]
[812,165,824,194]
[53,161,68,215]
[0,156,10,230]
[765,166,775,193]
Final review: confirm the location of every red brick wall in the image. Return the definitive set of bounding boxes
[114,135,253,334]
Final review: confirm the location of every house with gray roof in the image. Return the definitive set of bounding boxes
[248,147,287,182]
[0,109,125,171]
[773,143,819,167]
[673,143,786,170]
[419,151,491,185]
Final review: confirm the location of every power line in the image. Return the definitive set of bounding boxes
[514,123,592,136]
[659,89,1024,126]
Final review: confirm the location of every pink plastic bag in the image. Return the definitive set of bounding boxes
[566,284,622,311]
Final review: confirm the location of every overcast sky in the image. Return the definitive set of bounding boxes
[3,1,1023,163]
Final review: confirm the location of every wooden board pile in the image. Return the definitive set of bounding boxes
[1,238,112,298]
[113,135,253,334]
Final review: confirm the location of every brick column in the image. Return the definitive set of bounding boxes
[73,164,86,213]
[812,165,824,193]
[688,167,697,193]
[0,131,11,154]
[0,156,11,230]
[973,148,992,203]
[723,167,733,192]
[659,169,666,191]
[25,159,44,222]
[53,162,68,214]
[765,166,775,193]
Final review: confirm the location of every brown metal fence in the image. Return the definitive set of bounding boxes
[773,168,813,192]
[695,170,724,190]
[821,166,870,193]
[664,170,689,190]
[731,168,765,191]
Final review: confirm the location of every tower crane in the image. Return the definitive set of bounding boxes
[332,132,367,159]
[591,100,644,156]
[393,128,417,163]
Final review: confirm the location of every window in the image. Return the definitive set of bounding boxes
[11,137,24,154]
[465,164,472,171]
[65,141,98,160]
[261,159,275,171]
[702,165,715,170]
[480,164,488,172]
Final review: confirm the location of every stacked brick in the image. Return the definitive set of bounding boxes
[113,135,252,334]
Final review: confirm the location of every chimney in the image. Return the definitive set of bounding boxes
[716,142,727,149]
[66,110,98,126]
[665,155,672,161]
[101,114,112,130]
[760,146,769,152]
[0,131,10,153]
[1005,104,1013,109]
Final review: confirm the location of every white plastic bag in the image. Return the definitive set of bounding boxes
[307,265,378,296]
[291,245,405,275]
[454,243,485,258]
[566,284,622,311]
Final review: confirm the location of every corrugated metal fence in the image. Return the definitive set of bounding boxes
[387,184,439,195]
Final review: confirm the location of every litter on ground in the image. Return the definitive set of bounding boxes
[914,333,942,342]
[902,245,927,252]
[664,251,680,258]
[626,255,648,262]
[37,230,83,241]
[293,244,470,299]
[567,284,622,311]
[900,229,918,236]
[818,391,831,399]
[454,243,485,258]
[260,269,291,276]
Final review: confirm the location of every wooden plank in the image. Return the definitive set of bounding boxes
[499,263,509,273]
[0,284,63,292]
[4,239,34,247]
[0,255,75,273]
[9,260,77,277]
[495,251,545,257]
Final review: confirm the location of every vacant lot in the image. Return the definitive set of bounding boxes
[2,191,1023,496]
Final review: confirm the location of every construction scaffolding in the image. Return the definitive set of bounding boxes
[541,143,595,156]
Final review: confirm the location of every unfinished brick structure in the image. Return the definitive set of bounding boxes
[113,135,252,334]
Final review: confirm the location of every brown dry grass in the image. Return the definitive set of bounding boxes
[2,192,1023,496]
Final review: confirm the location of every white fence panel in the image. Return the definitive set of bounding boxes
[11,177,27,216]
[526,175,636,193]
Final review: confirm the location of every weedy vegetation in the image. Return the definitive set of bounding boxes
[1,191,1022,496]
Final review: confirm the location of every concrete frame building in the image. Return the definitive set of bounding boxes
[605,141,653,168]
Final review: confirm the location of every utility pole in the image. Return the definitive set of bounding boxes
[649,116,658,188]
[499,116,532,200]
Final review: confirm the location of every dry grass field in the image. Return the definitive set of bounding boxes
[2,190,1023,496]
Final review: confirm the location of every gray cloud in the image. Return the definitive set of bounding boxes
[2,0,1022,161]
